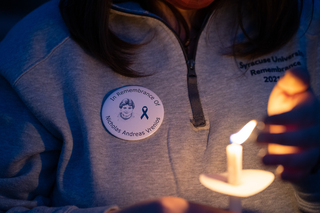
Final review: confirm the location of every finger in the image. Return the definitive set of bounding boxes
[257,125,320,147]
[264,98,318,126]
[262,148,319,169]
[278,68,311,95]
[281,167,311,182]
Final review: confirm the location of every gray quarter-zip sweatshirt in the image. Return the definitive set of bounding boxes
[1,0,320,212]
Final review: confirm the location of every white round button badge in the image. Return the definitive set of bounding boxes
[101,85,164,141]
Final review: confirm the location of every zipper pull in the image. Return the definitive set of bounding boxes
[187,59,196,77]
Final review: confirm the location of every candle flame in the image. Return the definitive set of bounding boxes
[230,120,257,145]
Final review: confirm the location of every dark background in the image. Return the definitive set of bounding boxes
[0,0,50,42]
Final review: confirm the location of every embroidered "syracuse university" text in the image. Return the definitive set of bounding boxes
[238,50,304,81]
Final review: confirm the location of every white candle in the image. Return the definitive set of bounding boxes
[227,141,243,213]
[227,143,242,185]
[227,120,257,213]
[228,120,257,184]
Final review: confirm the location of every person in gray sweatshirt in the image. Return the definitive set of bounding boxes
[0,0,320,212]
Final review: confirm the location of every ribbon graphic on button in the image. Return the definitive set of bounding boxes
[141,106,149,120]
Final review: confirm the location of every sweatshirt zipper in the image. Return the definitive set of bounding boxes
[111,6,212,127]
[187,58,206,127]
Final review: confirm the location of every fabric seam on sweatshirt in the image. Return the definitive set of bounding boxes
[13,37,71,87]
[166,131,180,196]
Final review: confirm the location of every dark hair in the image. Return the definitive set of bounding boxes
[59,0,141,77]
[230,0,311,59]
[59,0,313,77]
[119,98,135,109]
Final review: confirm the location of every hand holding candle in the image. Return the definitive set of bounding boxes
[200,120,274,213]
[257,68,320,181]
